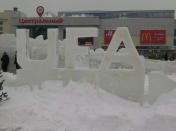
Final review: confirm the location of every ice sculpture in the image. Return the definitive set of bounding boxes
[17,29,57,69]
[57,27,98,86]
[64,28,97,68]
[15,29,58,85]
[6,27,145,104]
[97,28,145,104]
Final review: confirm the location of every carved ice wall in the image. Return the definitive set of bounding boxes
[7,27,145,104]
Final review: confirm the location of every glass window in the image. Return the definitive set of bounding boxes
[78,37,93,46]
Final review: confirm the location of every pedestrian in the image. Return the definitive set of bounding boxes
[14,51,21,69]
[1,52,9,72]
[164,52,168,61]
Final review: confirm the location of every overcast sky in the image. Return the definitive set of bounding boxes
[0,0,176,16]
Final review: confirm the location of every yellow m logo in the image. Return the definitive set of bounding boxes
[141,33,152,41]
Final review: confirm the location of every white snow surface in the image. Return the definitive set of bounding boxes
[1,75,176,131]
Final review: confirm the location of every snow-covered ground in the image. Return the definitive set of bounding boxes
[0,75,176,131]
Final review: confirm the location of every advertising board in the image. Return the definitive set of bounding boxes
[104,30,115,44]
[140,30,166,44]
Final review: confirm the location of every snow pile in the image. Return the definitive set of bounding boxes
[2,72,16,81]
[1,77,176,131]
[145,59,176,74]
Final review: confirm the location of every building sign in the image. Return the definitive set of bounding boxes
[19,18,63,24]
[104,30,115,44]
[104,30,124,48]
[85,42,92,46]
[18,6,63,25]
[140,30,166,44]
[78,37,93,46]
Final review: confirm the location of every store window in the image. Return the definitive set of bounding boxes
[78,37,93,46]
[29,26,47,40]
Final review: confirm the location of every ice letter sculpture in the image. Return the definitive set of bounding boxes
[15,29,58,85]
[97,27,145,104]
[64,28,97,68]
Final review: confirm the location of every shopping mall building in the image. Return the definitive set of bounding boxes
[13,10,176,58]
[0,8,26,34]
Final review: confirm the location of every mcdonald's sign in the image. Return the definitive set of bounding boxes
[140,30,166,44]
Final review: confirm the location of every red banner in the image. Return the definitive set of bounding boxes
[140,30,166,44]
[104,30,115,44]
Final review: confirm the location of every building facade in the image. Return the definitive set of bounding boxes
[14,10,176,59]
[58,10,175,50]
[57,10,176,59]
[0,8,26,35]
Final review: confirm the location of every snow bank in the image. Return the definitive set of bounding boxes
[145,59,176,74]
[0,79,176,131]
